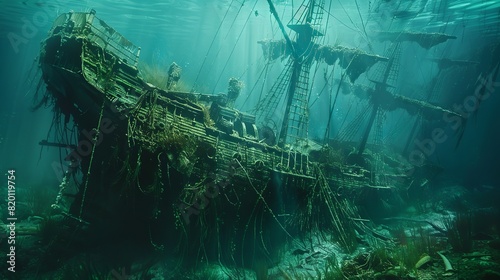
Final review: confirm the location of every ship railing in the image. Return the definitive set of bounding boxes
[50,11,141,67]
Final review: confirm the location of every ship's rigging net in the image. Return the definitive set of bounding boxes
[370,42,401,88]
[335,43,402,147]
[255,0,327,146]
[254,59,293,133]
[254,0,393,147]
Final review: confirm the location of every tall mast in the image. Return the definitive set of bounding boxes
[259,1,385,148]
[358,43,400,155]
[270,0,325,147]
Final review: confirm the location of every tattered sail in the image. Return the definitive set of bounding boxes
[256,0,391,147]
[429,58,480,70]
[342,82,463,119]
[258,40,388,82]
[256,0,328,146]
[316,45,388,82]
[375,31,457,49]
[378,90,463,119]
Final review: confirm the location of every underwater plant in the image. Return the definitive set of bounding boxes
[31,185,58,216]
[57,255,113,280]
[332,226,443,279]
[139,62,189,91]
[38,215,61,245]
[253,259,269,280]
[443,211,473,253]
[321,256,344,280]
[392,226,441,274]
[139,62,169,89]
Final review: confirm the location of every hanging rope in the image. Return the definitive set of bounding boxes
[354,0,370,50]
[78,100,106,220]
[191,0,237,92]
[309,65,334,109]
[203,0,248,89]
[223,0,246,40]
[241,60,271,108]
[234,158,294,240]
[336,103,371,142]
[212,0,260,93]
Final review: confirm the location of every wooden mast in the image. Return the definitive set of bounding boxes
[358,43,400,155]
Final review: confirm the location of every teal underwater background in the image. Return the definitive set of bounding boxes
[0,1,500,279]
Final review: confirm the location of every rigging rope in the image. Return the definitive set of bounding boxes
[353,0,373,51]
[336,102,371,142]
[191,0,236,92]
[320,5,358,33]
[241,60,271,108]
[309,65,334,109]
[204,0,248,89]
[374,109,384,147]
[383,110,410,144]
[212,0,259,93]
[336,0,363,33]
[78,100,106,220]
[224,0,247,40]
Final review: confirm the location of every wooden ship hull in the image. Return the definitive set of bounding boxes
[37,11,424,269]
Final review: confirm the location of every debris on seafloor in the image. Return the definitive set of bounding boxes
[415,254,431,269]
[437,251,454,276]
